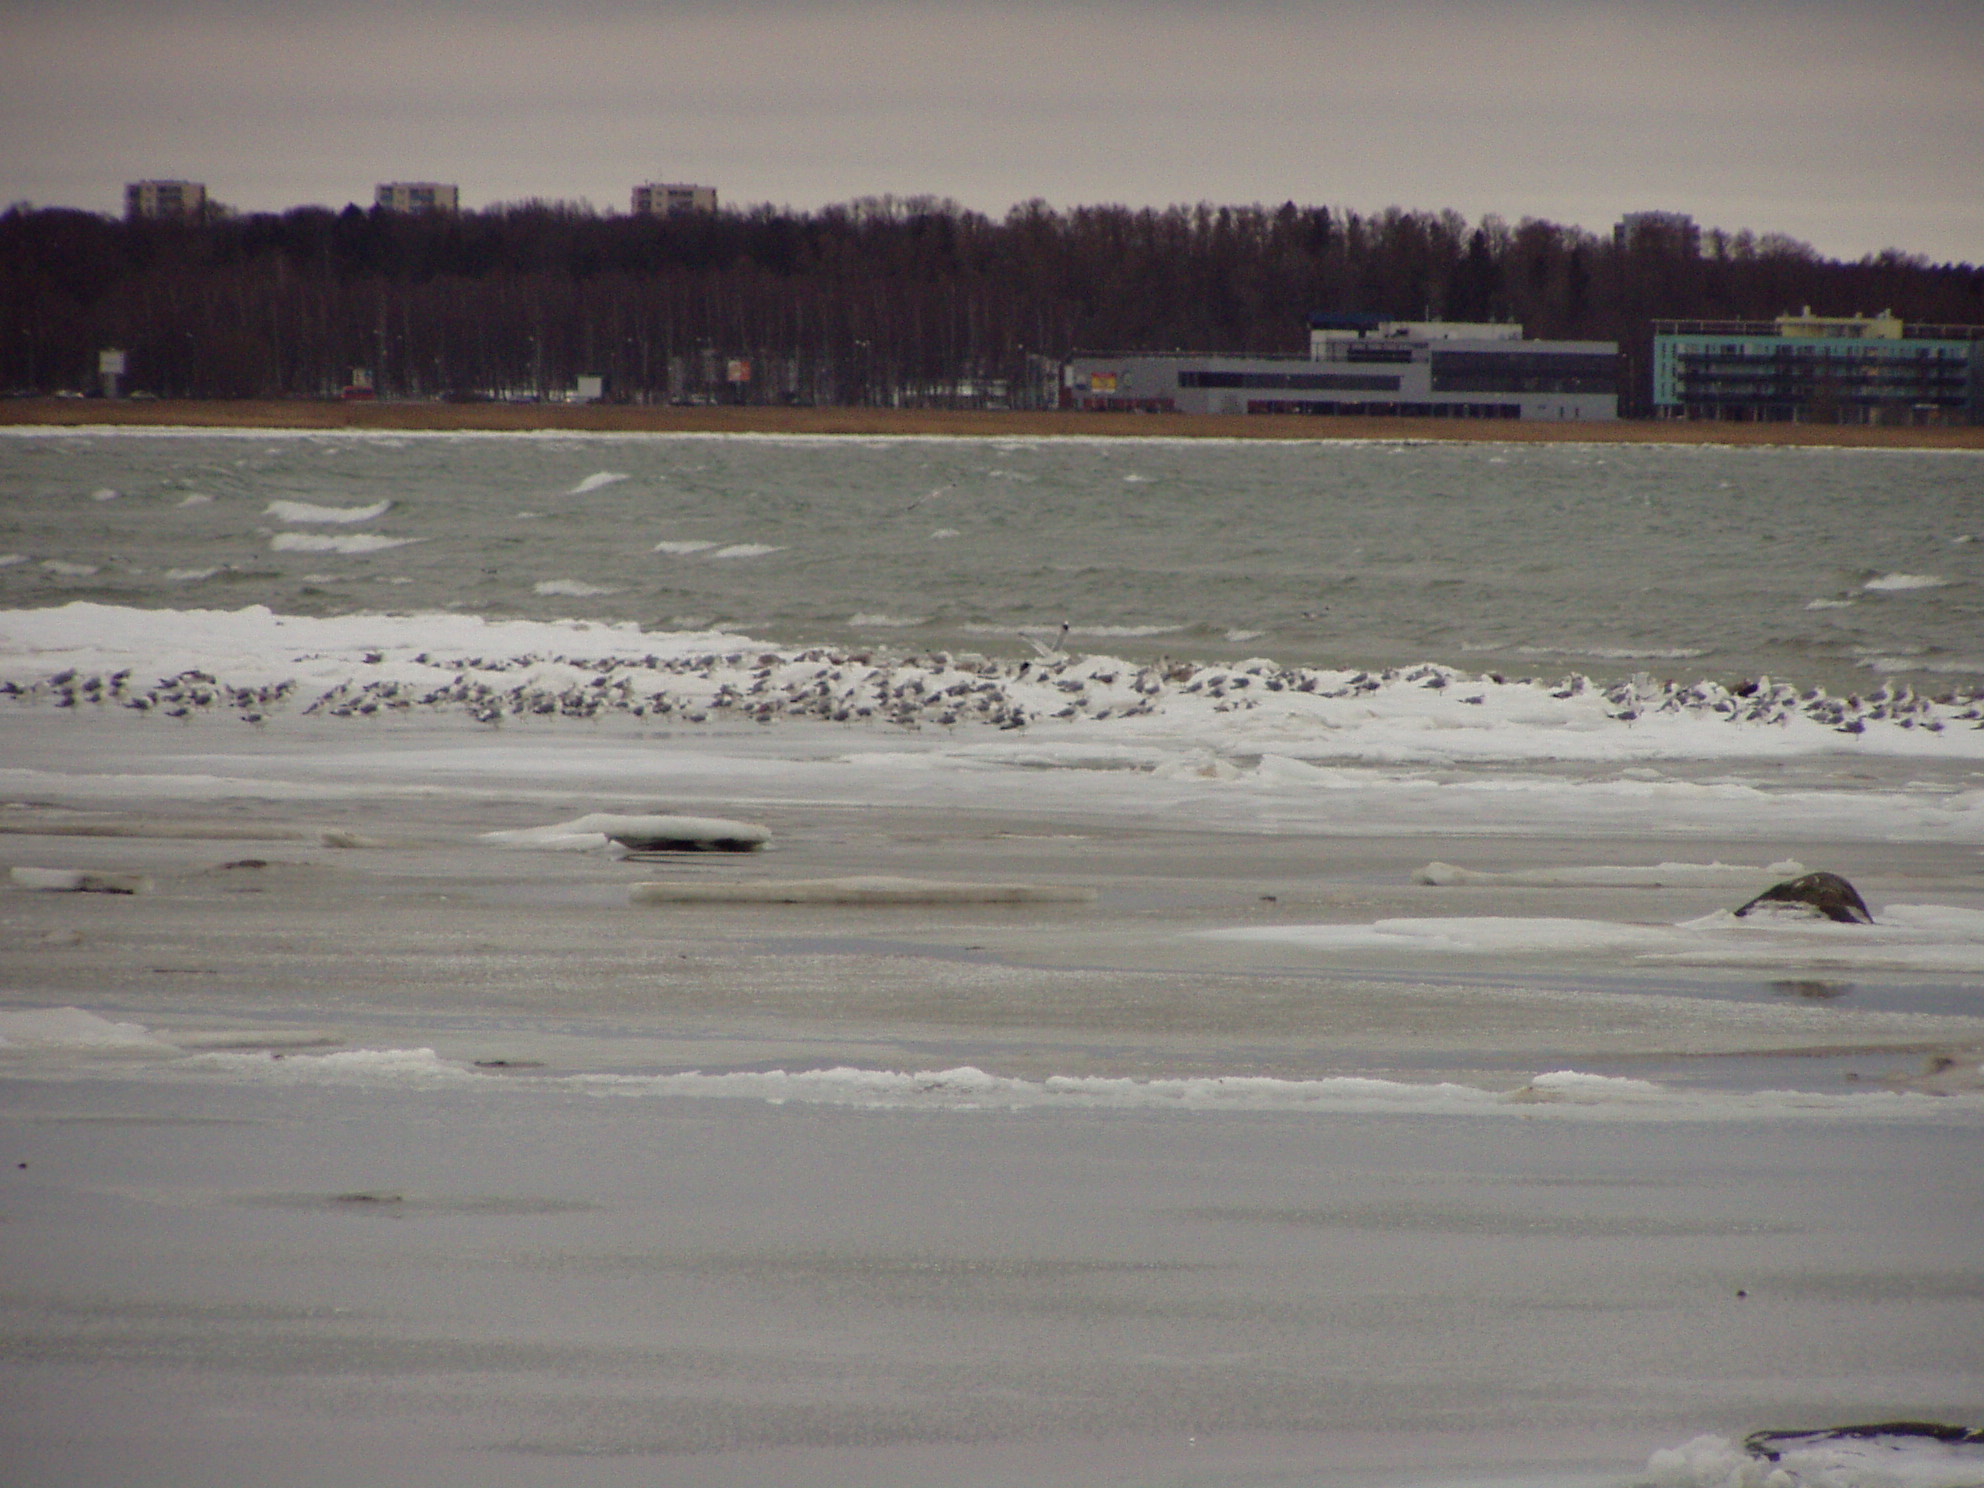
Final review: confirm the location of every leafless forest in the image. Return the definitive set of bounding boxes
[5,197,1980,413]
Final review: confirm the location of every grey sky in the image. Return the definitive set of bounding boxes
[5,0,1980,261]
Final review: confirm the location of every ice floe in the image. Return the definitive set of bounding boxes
[1413,859,1806,887]
[1644,1426,1984,1488]
[0,1007,176,1055]
[1198,904,1984,974]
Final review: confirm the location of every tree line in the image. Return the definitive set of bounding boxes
[4,195,1980,414]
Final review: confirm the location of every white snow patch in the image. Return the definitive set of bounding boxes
[265,499,391,524]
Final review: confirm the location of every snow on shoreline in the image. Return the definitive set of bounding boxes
[1,603,1980,767]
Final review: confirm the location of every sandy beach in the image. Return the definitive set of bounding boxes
[6,397,1984,450]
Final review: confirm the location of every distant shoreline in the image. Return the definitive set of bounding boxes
[5,398,1983,449]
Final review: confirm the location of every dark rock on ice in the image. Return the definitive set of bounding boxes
[1734,870,1873,925]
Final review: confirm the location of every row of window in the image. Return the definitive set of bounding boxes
[1429,351,1617,395]
[1247,400,1522,419]
[1179,370,1402,392]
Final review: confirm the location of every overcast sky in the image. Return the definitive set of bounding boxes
[4,0,1980,262]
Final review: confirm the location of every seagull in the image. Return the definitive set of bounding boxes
[1023,621,1071,658]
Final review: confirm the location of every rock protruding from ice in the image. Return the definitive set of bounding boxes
[9,866,153,894]
[629,875,1095,905]
[1735,870,1874,925]
[483,813,770,853]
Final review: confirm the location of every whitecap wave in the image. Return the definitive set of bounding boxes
[268,533,420,554]
[265,499,391,524]
[1864,572,1949,592]
[849,612,925,628]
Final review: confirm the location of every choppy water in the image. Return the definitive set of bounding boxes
[4,429,1981,692]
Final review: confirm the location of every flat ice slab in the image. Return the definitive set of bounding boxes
[8,866,153,893]
[629,875,1097,905]
[483,813,770,852]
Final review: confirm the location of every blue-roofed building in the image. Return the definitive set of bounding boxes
[1652,311,1984,425]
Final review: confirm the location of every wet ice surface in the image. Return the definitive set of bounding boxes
[0,698,1980,1485]
[2,1080,1981,1488]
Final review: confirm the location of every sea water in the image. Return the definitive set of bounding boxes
[3,428,1981,691]
[1,428,1981,1488]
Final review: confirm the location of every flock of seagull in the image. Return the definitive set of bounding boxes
[2,648,1978,736]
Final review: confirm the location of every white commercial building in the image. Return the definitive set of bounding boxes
[1066,315,1618,422]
